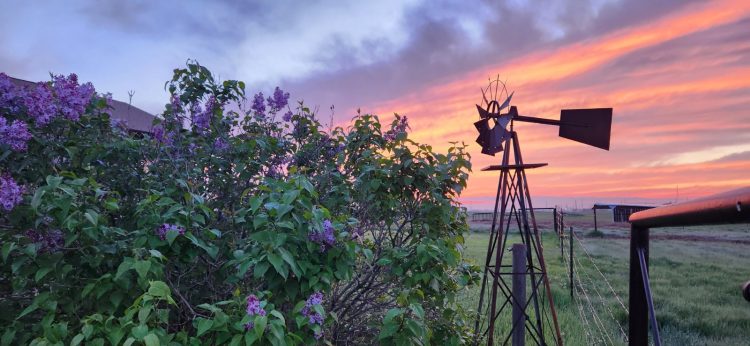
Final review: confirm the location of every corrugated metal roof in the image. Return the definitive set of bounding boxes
[8,76,156,133]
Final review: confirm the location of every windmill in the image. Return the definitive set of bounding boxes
[472,78,612,345]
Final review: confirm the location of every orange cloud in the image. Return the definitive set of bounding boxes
[368,1,750,208]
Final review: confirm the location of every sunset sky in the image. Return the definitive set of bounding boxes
[2,0,748,209]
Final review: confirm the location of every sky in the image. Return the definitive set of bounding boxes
[1,0,749,210]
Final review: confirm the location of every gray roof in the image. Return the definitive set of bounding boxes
[8,76,155,133]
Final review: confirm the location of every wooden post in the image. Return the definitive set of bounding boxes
[512,243,527,346]
[569,226,574,298]
[594,208,598,233]
[629,225,649,346]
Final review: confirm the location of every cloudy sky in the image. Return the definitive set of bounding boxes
[2,0,749,209]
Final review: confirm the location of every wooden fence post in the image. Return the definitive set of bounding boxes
[512,243,527,346]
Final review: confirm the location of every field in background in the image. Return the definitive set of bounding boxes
[460,210,750,345]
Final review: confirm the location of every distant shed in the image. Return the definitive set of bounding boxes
[591,203,656,231]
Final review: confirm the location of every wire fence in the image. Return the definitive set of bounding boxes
[556,209,630,346]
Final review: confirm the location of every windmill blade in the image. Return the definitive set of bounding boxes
[498,91,514,112]
[558,108,613,150]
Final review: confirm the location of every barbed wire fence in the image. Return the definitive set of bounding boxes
[556,209,630,345]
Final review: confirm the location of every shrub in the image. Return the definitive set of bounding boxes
[0,63,478,345]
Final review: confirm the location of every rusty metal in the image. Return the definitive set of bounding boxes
[629,187,750,227]
[637,248,661,346]
[627,187,750,345]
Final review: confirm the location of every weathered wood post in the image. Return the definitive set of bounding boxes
[593,208,598,233]
[512,243,527,346]
[569,226,574,298]
[629,225,649,345]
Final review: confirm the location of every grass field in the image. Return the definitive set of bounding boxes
[459,211,750,345]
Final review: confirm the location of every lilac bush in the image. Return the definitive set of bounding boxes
[0,62,475,345]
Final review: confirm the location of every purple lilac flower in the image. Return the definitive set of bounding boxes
[170,95,182,114]
[190,102,210,133]
[282,111,293,122]
[314,330,324,340]
[244,322,254,331]
[111,118,129,131]
[155,223,185,240]
[308,220,335,251]
[0,73,24,112]
[266,87,289,112]
[0,174,22,211]
[246,294,266,316]
[384,115,409,142]
[213,137,229,151]
[52,74,95,121]
[301,292,325,326]
[23,82,57,126]
[251,92,266,116]
[0,116,32,152]
[152,126,174,145]
[24,229,63,253]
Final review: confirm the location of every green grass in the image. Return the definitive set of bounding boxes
[458,222,750,345]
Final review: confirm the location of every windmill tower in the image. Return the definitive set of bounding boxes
[473,78,613,345]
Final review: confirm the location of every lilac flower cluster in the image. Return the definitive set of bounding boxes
[1,72,96,126]
[301,292,325,339]
[267,87,289,112]
[23,83,57,126]
[152,126,175,145]
[308,220,335,251]
[0,116,32,152]
[244,294,267,330]
[190,96,219,134]
[0,174,23,211]
[213,137,229,151]
[0,73,22,112]
[154,223,185,240]
[52,74,95,121]
[24,229,64,253]
[282,111,293,122]
[251,92,266,117]
[384,115,409,142]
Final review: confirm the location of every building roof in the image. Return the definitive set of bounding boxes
[592,203,657,210]
[8,76,156,133]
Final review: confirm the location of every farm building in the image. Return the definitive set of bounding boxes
[7,75,156,133]
[591,203,656,232]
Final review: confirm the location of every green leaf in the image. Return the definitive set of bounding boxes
[276,247,301,277]
[35,267,53,282]
[2,242,15,262]
[134,260,151,280]
[71,333,85,346]
[253,262,270,278]
[107,326,125,345]
[84,211,98,226]
[196,318,213,336]
[143,333,159,346]
[254,315,267,339]
[148,249,166,261]
[410,303,425,320]
[383,308,402,325]
[147,281,170,298]
[123,337,135,346]
[131,325,148,340]
[31,188,46,210]
[267,253,287,279]
[1,329,16,346]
